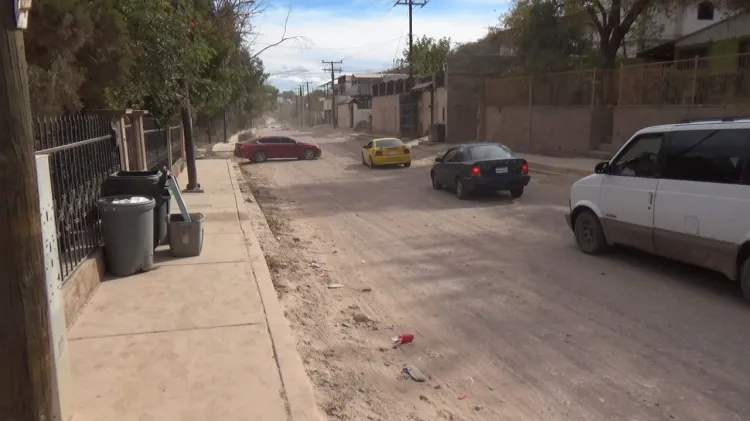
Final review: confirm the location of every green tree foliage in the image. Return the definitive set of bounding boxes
[398,36,452,75]
[503,0,592,73]
[24,0,279,119]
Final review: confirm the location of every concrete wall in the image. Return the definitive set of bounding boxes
[612,105,750,148]
[483,106,598,154]
[435,87,447,124]
[419,91,432,136]
[372,95,400,136]
[337,104,352,129]
[354,106,371,125]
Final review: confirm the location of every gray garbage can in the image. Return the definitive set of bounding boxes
[98,195,156,277]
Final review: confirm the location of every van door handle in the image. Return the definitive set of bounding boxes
[648,192,654,205]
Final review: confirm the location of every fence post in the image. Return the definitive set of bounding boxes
[93,110,129,170]
[591,68,598,107]
[130,110,147,170]
[528,75,534,152]
[35,153,73,421]
[690,55,699,105]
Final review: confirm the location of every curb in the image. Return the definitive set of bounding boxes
[226,160,324,421]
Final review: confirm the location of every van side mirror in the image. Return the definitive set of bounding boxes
[594,161,610,174]
[435,157,443,163]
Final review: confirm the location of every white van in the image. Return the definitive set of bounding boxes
[566,117,750,298]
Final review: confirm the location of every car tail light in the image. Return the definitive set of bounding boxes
[471,166,481,176]
[375,149,383,156]
[403,147,410,154]
[521,163,529,174]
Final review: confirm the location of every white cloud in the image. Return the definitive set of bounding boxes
[252,5,500,91]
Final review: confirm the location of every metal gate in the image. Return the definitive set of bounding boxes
[399,93,419,137]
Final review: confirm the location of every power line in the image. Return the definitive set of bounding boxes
[254,36,403,52]
[394,0,429,79]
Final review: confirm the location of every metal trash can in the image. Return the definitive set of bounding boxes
[101,170,168,249]
[98,195,156,277]
[168,213,205,257]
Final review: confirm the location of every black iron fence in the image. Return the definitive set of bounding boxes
[170,125,183,165]
[143,116,170,170]
[34,114,121,281]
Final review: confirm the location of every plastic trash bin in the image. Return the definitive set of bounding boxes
[98,195,156,277]
[101,170,168,249]
[168,213,205,257]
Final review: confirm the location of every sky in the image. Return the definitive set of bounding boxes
[252,0,510,92]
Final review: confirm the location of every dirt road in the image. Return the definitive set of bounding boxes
[237,128,750,421]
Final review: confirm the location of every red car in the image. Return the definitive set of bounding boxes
[234,136,322,163]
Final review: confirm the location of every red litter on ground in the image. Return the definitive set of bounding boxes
[392,333,415,345]
[457,394,468,400]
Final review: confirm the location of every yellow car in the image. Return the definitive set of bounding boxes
[361,137,411,168]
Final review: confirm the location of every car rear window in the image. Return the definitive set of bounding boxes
[468,144,515,160]
[376,138,403,148]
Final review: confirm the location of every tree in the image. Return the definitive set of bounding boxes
[398,35,452,75]
[503,0,592,72]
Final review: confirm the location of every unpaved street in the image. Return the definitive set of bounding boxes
[238,128,750,421]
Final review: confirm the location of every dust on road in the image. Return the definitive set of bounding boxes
[238,129,750,421]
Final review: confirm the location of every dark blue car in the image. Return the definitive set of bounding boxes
[430,143,530,200]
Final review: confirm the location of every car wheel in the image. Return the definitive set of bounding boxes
[510,187,524,198]
[574,210,608,254]
[253,151,267,163]
[404,162,411,168]
[368,157,375,168]
[303,149,316,160]
[431,171,442,190]
[455,178,469,200]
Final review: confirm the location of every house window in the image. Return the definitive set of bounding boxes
[697,1,714,20]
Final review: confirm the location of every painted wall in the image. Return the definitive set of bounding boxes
[371,95,400,136]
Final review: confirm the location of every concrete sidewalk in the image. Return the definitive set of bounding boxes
[68,160,322,421]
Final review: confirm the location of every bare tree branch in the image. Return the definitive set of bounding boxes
[250,8,300,59]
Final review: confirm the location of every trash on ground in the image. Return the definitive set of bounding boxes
[341,322,352,328]
[419,395,429,402]
[318,273,327,278]
[328,283,344,289]
[392,333,415,345]
[458,394,468,400]
[361,287,372,292]
[353,313,374,324]
[402,364,426,382]
[488,385,495,390]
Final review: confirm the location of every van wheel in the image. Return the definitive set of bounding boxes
[510,187,524,198]
[574,210,608,254]
[740,258,750,300]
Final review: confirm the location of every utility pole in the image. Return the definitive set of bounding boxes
[0,3,56,421]
[298,85,304,127]
[395,0,428,137]
[294,93,299,128]
[322,60,342,128]
[305,81,311,127]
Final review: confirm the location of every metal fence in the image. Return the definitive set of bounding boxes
[143,116,170,170]
[34,114,121,281]
[485,52,750,107]
[169,125,183,165]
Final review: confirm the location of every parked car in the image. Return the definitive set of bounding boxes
[430,143,530,200]
[361,137,411,168]
[566,117,750,298]
[234,136,321,163]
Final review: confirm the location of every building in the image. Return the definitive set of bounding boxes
[334,73,407,129]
